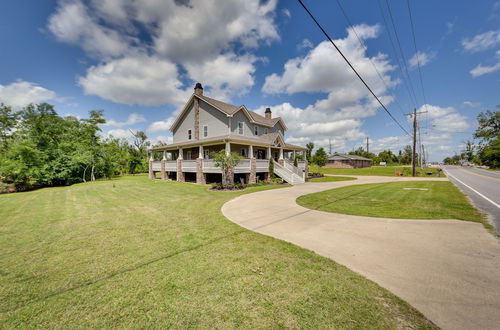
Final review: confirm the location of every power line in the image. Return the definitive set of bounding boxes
[296,0,411,136]
[406,0,430,127]
[334,0,410,125]
[383,0,420,107]
[376,0,418,110]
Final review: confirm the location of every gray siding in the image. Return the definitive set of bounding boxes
[199,100,229,138]
[268,121,285,137]
[173,102,195,143]
[231,110,253,138]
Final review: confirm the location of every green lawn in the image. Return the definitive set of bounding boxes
[309,165,445,177]
[308,176,357,183]
[0,176,437,329]
[297,181,485,223]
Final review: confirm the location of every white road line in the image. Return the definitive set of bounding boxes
[443,168,500,209]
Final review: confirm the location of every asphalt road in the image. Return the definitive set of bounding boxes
[443,166,500,231]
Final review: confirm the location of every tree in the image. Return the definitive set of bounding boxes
[212,150,242,187]
[128,130,150,174]
[306,142,314,162]
[312,147,328,167]
[474,108,500,168]
[378,150,398,164]
[268,156,275,179]
[0,104,18,150]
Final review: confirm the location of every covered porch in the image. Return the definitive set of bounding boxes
[149,138,307,184]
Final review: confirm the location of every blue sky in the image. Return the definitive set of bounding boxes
[0,0,499,161]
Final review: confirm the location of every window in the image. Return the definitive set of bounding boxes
[254,125,258,136]
[238,122,244,135]
[203,125,208,138]
[264,128,268,134]
[188,129,192,140]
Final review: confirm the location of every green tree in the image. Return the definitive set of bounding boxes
[312,147,328,167]
[0,104,18,150]
[212,150,242,187]
[473,108,500,168]
[306,142,314,162]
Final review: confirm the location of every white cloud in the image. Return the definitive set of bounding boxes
[184,53,258,100]
[105,128,134,140]
[462,101,480,107]
[462,30,500,53]
[149,135,173,146]
[0,80,57,110]
[78,55,191,107]
[104,113,146,128]
[297,38,313,51]
[470,62,500,77]
[48,0,131,59]
[147,116,176,133]
[417,104,470,133]
[282,8,291,18]
[257,24,399,149]
[262,24,395,95]
[48,0,281,107]
[409,51,436,69]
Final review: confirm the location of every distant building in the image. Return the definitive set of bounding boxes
[324,154,372,168]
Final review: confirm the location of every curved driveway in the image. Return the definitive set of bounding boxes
[222,176,500,330]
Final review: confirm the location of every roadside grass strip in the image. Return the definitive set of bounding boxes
[308,176,357,183]
[0,176,436,329]
[309,165,445,177]
[297,181,486,223]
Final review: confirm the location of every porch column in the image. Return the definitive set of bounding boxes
[148,151,154,179]
[249,145,256,184]
[267,146,271,159]
[160,150,167,180]
[196,145,205,184]
[225,141,231,156]
[293,150,296,161]
[176,148,184,182]
[278,147,284,166]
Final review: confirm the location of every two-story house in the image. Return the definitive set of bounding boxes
[149,83,308,184]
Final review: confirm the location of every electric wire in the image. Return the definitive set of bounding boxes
[334,0,410,129]
[376,0,418,111]
[383,0,420,107]
[297,0,411,136]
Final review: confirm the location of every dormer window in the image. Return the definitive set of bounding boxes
[203,125,208,138]
[254,126,258,136]
[238,122,244,135]
[188,129,192,140]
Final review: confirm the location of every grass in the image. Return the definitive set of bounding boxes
[0,175,437,329]
[297,181,485,223]
[309,165,445,177]
[308,176,357,183]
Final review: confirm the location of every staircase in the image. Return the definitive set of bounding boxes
[273,160,305,185]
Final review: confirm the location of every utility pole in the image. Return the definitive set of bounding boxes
[329,138,332,156]
[405,108,427,177]
[366,137,369,153]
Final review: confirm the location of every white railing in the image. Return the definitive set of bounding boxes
[203,159,221,173]
[273,160,305,185]
[297,161,306,171]
[166,160,176,171]
[151,161,161,171]
[182,160,197,172]
[284,159,303,177]
[234,159,251,173]
[256,159,269,172]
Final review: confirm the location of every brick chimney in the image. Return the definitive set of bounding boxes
[265,107,272,119]
[194,82,203,96]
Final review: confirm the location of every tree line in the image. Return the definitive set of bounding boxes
[304,142,416,167]
[443,108,499,168]
[0,103,152,190]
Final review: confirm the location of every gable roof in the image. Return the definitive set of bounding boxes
[170,93,288,131]
[329,154,373,161]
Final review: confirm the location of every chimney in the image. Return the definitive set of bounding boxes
[265,107,272,119]
[194,82,203,96]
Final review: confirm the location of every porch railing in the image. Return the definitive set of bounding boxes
[256,159,269,172]
[151,161,161,171]
[182,160,197,172]
[234,159,250,173]
[166,160,176,171]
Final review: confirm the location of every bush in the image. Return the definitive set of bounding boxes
[210,182,245,191]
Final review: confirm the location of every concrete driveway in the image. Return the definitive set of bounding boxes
[222,176,500,330]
